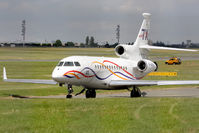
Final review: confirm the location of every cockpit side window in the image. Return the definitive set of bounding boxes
[64,62,74,66]
[74,62,81,66]
[57,61,64,66]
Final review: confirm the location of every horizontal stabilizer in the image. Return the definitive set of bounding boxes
[140,45,198,52]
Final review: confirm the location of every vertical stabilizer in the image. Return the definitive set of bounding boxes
[115,13,152,61]
[134,13,151,46]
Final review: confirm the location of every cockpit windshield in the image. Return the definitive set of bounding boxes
[57,61,81,67]
[74,62,80,66]
[64,62,74,66]
[57,62,64,66]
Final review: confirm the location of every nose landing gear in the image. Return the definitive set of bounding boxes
[66,84,73,98]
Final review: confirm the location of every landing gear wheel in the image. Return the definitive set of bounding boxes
[66,84,73,99]
[86,89,96,98]
[91,90,96,98]
[130,86,141,98]
[66,94,72,98]
[86,90,90,98]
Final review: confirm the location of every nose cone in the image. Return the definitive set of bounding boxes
[52,67,60,82]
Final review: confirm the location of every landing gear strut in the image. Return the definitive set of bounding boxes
[130,86,141,97]
[66,84,73,98]
[85,89,96,98]
[75,88,86,96]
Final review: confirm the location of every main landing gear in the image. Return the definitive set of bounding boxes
[130,86,141,97]
[75,88,96,98]
[65,84,96,98]
[85,89,96,98]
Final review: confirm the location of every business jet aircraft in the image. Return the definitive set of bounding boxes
[3,13,199,98]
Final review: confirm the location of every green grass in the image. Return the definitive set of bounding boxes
[0,98,199,133]
[0,47,115,60]
[0,47,198,60]
[0,47,199,133]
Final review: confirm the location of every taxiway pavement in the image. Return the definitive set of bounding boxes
[25,87,199,99]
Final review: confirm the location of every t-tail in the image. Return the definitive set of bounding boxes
[115,13,198,62]
[115,13,151,61]
[134,13,151,47]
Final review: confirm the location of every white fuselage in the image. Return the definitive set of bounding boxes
[52,56,149,89]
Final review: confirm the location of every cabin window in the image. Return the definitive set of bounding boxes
[64,62,74,66]
[57,62,64,66]
[74,62,81,66]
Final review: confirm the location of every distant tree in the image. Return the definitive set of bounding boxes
[153,41,165,47]
[80,43,85,47]
[181,41,185,48]
[90,36,96,47]
[104,42,110,48]
[42,43,51,47]
[110,43,118,48]
[32,43,40,47]
[53,40,62,47]
[85,36,89,47]
[159,41,165,46]
[65,42,75,47]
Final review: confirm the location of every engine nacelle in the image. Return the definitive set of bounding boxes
[137,59,158,73]
[115,44,137,59]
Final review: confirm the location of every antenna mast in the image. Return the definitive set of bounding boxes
[116,25,120,44]
[21,20,26,47]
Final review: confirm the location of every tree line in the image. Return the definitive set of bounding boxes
[40,36,98,47]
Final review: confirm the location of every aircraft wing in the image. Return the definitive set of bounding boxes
[3,67,57,85]
[109,80,199,87]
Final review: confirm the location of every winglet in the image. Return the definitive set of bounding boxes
[3,67,7,80]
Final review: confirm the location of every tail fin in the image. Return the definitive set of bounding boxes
[115,13,151,61]
[115,13,197,61]
[134,13,151,46]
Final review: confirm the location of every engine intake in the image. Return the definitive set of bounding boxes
[137,59,157,73]
[115,45,125,56]
[137,60,147,71]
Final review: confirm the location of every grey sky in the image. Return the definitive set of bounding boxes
[0,0,199,44]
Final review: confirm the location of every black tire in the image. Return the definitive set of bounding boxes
[66,95,72,98]
[90,89,96,98]
[131,87,141,97]
[86,89,96,98]
[86,90,91,98]
[136,88,141,97]
[130,89,135,97]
